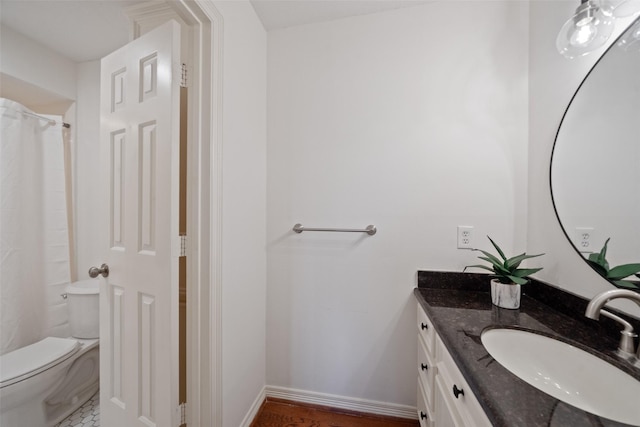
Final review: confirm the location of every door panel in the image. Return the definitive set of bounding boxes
[99,20,181,427]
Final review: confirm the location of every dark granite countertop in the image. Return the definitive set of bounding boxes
[414,271,640,427]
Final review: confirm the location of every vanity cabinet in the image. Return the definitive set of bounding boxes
[416,303,492,427]
[417,306,435,426]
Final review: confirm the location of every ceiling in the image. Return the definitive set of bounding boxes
[0,0,138,62]
[251,0,429,31]
[0,0,429,63]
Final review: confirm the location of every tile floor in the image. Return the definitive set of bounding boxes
[55,391,100,427]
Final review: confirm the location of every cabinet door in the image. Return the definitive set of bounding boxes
[436,336,492,427]
[434,375,462,427]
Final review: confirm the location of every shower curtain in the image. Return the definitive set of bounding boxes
[0,98,72,355]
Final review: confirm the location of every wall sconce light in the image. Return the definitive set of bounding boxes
[617,17,640,50]
[601,0,640,17]
[557,0,640,58]
[556,0,614,58]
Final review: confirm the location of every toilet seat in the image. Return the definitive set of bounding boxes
[0,337,80,388]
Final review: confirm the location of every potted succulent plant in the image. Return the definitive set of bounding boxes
[586,238,640,290]
[464,236,544,309]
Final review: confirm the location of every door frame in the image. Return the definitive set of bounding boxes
[169,1,223,425]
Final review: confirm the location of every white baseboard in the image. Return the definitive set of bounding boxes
[264,385,418,420]
[240,386,266,427]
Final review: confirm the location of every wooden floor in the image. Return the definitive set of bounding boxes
[250,399,419,427]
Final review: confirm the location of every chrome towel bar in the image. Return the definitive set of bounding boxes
[292,223,377,236]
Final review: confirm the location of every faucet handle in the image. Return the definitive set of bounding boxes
[619,330,638,357]
[599,309,637,357]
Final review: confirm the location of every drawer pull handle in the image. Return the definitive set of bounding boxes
[421,322,428,330]
[453,384,464,399]
[420,411,428,420]
[421,363,428,371]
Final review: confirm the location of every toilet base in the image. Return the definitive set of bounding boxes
[45,340,99,426]
[0,340,99,427]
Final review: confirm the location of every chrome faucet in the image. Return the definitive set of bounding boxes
[585,289,640,364]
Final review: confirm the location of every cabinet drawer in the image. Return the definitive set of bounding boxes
[417,377,434,427]
[417,303,435,357]
[435,336,492,427]
[417,335,435,410]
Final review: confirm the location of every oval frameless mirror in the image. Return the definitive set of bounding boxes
[550,16,640,291]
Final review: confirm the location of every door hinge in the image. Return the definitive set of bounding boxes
[181,63,187,88]
[173,235,187,257]
[176,402,187,426]
[179,235,187,257]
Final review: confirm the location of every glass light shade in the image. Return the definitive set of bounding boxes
[599,0,640,17]
[557,0,615,58]
[617,19,640,50]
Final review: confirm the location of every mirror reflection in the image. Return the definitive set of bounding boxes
[551,17,640,290]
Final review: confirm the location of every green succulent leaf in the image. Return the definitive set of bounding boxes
[511,268,543,278]
[464,236,544,285]
[600,238,609,257]
[464,265,495,273]
[584,239,640,291]
[607,263,640,280]
[506,275,529,285]
[505,253,527,269]
[477,256,501,268]
[505,253,545,270]
[487,236,507,262]
[587,252,609,269]
[612,280,639,290]
[589,238,610,268]
[492,263,512,276]
[474,250,503,267]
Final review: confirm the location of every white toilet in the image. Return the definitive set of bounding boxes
[0,279,100,427]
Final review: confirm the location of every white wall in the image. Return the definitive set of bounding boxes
[267,1,529,408]
[214,2,268,426]
[0,25,76,107]
[527,2,640,316]
[74,61,102,281]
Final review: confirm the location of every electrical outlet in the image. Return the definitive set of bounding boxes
[457,226,474,249]
[575,227,596,253]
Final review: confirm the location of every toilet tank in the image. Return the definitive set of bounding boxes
[66,279,99,339]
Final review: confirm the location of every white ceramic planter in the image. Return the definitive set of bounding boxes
[491,279,521,309]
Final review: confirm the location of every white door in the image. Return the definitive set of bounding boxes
[99,20,181,427]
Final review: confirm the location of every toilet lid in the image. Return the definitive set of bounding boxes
[0,337,80,388]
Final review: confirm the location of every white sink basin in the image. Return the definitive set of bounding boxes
[481,328,640,426]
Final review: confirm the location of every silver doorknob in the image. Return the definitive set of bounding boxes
[88,263,109,278]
